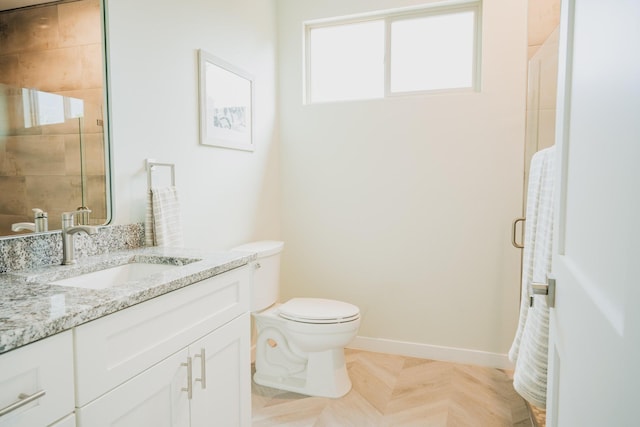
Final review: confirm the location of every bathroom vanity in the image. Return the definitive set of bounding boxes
[0,247,254,427]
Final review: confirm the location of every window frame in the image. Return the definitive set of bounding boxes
[304,0,482,104]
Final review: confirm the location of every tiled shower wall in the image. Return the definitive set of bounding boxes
[0,0,106,235]
[528,0,561,59]
[523,0,560,203]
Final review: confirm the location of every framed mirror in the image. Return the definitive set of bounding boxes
[0,0,111,237]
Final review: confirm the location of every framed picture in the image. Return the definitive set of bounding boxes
[198,50,254,151]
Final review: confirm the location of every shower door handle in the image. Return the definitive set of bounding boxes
[511,217,525,249]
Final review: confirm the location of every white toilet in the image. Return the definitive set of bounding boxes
[232,241,360,398]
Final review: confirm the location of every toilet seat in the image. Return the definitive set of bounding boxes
[278,298,360,324]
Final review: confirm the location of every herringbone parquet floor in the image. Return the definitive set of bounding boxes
[252,349,533,427]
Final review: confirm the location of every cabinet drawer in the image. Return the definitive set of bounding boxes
[0,331,74,427]
[74,265,250,406]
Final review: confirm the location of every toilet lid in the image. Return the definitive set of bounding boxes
[278,298,360,324]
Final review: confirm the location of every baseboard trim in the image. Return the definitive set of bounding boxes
[348,336,513,370]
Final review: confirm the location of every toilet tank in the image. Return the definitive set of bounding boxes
[231,241,284,311]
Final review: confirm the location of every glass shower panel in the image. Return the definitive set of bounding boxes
[0,83,106,234]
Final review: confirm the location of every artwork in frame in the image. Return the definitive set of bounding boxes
[198,49,254,151]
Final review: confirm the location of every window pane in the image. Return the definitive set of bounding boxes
[390,11,476,93]
[309,20,384,103]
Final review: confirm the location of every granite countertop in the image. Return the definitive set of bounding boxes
[0,247,256,354]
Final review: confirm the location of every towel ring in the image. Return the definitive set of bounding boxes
[145,159,175,190]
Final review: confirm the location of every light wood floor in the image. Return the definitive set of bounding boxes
[528,403,546,427]
[252,349,533,426]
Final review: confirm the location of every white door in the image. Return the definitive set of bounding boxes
[547,1,640,426]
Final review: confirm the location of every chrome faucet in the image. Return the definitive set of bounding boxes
[11,208,48,233]
[11,222,35,232]
[61,209,99,265]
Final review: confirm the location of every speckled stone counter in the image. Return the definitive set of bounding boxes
[0,247,256,354]
[0,223,145,273]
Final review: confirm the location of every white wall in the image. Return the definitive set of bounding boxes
[277,0,527,361]
[105,0,280,250]
[104,0,527,363]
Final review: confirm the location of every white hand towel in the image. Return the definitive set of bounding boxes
[145,186,184,247]
[508,145,555,408]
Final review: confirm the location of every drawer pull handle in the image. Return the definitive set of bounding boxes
[0,390,46,417]
[181,357,193,399]
[195,348,207,389]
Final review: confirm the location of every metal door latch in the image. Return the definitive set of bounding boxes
[530,275,556,308]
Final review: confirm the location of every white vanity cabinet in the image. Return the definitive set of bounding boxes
[73,265,251,427]
[0,331,75,427]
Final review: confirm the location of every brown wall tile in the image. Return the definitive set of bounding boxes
[19,46,84,92]
[0,55,19,85]
[0,6,60,55]
[0,175,26,214]
[6,135,66,175]
[58,0,102,47]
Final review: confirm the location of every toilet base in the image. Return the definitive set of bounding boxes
[254,348,352,398]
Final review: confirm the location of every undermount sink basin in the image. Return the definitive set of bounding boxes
[50,262,180,290]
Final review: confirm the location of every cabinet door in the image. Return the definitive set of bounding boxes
[50,413,75,427]
[76,348,190,427]
[190,313,251,427]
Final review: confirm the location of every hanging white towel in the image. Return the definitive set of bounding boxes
[508,145,555,409]
[145,186,184,247]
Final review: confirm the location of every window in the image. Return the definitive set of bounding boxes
[308,20,385,103]
[305,2,481,104]
[22,88,84,128]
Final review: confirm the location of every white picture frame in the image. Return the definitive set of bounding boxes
[198,49,254,151]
